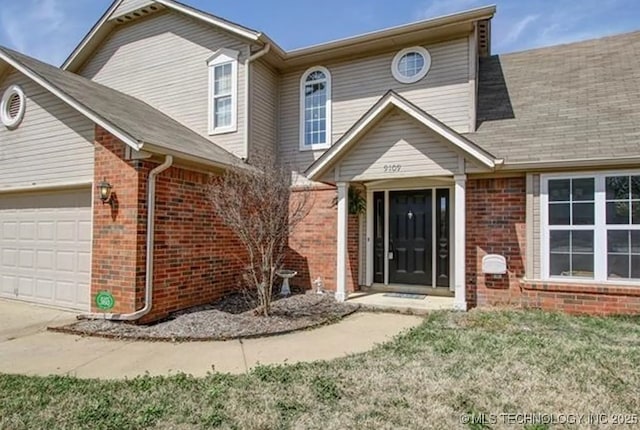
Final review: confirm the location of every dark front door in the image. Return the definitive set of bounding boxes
[389,190,433,285]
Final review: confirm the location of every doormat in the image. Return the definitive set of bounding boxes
[383,293,427,300]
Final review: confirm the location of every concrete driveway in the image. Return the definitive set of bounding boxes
[0,299,423,380]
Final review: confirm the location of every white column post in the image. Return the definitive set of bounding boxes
[335,182,349,302]
[453,174,468,311]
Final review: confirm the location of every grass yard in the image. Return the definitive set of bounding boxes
[1,310,639,429]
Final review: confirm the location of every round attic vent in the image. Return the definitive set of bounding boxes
[1,85,26,129]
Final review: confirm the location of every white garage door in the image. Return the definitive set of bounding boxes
[0,188,92,311]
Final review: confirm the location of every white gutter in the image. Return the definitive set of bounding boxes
[243,44,271,160]
[78,155,174,321]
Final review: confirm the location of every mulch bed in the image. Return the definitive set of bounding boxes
[51,293,360,342]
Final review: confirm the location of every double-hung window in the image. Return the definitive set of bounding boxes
[542,172,640,282]
[208,49,238,134]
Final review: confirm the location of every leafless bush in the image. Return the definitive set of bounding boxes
[209,155,312,316]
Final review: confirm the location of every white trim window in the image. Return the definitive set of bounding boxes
[300,66,331,151]
[541,172,640,283]
[208,49,239,135]
[391,46,431,84]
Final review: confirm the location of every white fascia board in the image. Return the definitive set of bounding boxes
[306,93,496,180]
[0,52,142,151]
[389,97,496,168]
[305,101,391,180]
[62,0,123,70]
[155,0,260,41]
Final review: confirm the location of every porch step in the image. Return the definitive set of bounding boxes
[347,292,454,314]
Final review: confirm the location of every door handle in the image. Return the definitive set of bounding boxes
[388,240,394,260]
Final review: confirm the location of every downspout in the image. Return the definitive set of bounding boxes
[243,44,271,160]
[78,155,174,321]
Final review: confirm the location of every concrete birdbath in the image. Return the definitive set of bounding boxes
[276,270,297,296]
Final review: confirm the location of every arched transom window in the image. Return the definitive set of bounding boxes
[300,67,331,150]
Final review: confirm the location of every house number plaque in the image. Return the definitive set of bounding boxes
[384,164,402,173]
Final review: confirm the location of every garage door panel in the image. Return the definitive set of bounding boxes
[55,281,75,305]
[18,276,34,298]
[36,250,54,270]
[38,222,55,241]
[56,221,77,241]
[56,251,75,272]
[2,221,17,239]
[0,188,91,311]
[19,249,34,268]
[78,221,92,242]
[78,252,91,274]
[1,275,16,294]
[35,278,55,300]
[2,248,17,266]
[19,222,36,240]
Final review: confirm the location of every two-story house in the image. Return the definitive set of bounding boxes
[1,0,639,321]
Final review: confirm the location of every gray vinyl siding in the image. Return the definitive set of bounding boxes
[532,173,541,279]
[0,71,94,191]
[111,0,155,20]
[337,111,459,182]
[279,37,471,174]
[249,59,278,160]
[79,10,249,157]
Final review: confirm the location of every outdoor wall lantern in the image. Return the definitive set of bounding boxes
[97,178,113,205]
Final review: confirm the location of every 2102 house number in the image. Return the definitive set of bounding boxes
[384,164,402,173]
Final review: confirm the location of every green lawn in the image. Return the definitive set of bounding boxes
[1,310,639,430]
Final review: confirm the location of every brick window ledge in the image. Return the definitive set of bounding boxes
[521,279,640,297]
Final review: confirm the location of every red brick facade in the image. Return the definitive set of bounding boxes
[90,128,638,319]
[92,127,245,322]
[466,177,527,308]
[465,176,640,315]
[286,187,360,293]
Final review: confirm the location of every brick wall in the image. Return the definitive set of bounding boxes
[466,175,640,315]
[466,177,527,308]
[286,187,359,293]
[520,281,640,315]
[92,126,144,314]
[92,128,245,322]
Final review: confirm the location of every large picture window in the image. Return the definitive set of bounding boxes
[542,172,640,282]
[300,66,331,150]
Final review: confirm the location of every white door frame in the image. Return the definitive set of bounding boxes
[365,183,455,290]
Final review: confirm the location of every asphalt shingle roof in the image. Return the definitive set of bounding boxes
[466,31,640,166]
[0,46,244,169]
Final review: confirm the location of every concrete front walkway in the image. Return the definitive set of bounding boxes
[0,299,423,380]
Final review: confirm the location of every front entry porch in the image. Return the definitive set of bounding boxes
[303,92,500,311]
[336,177,468,310]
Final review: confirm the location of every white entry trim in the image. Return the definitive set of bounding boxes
[364,183,455,291]
[453,174,468,310]
[335,182,349,302]
[365,189,374,286]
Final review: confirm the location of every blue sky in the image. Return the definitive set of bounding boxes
[0,0,638,66]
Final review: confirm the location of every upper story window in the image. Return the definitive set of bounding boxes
[208,49,239,135]
[300,66,332,151]
[1,85,26,129]
[391,47,432,84]
[541,172,640,283]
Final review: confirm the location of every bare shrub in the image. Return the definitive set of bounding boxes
[209,155,311,316]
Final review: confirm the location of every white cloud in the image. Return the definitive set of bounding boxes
[0,0,74,65]
[495,14,539,50]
